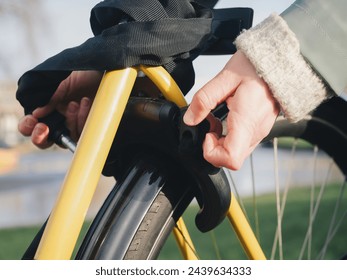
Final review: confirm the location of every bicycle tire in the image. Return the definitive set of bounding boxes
[76,151,196,260]
[77,96,347,260]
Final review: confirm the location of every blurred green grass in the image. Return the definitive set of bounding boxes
[0,183,346,260]
[159,183,347,260]
[0,222,90,260]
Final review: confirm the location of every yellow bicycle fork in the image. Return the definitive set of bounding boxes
[34,66,265,260]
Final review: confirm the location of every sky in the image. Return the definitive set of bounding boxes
[0,0,295,97]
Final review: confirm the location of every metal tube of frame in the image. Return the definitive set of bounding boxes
[227,193,267,260]
[173,218,198,260]
[35,68,137,259]
[139,65,187,108]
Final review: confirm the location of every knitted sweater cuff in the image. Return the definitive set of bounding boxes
[235,13,330,122]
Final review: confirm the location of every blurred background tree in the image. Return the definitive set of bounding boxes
[0,0,47,80]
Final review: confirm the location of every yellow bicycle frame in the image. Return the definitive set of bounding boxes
[34,66,266,260]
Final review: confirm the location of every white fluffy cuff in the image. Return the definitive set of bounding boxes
[235,13,330,122]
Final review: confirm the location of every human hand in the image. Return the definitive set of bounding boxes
[183,51,280,170]
[17,70,103,149]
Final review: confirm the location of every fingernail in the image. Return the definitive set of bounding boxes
[183,109,194,125]
[25,117,36,129]
[68,102,79,113]
[34,124,46,135]
[81,97,90,108]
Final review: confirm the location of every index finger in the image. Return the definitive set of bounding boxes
[184,70,240,126]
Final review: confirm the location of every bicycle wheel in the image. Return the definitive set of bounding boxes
[77,96,347,260]
[76,151,196,260]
